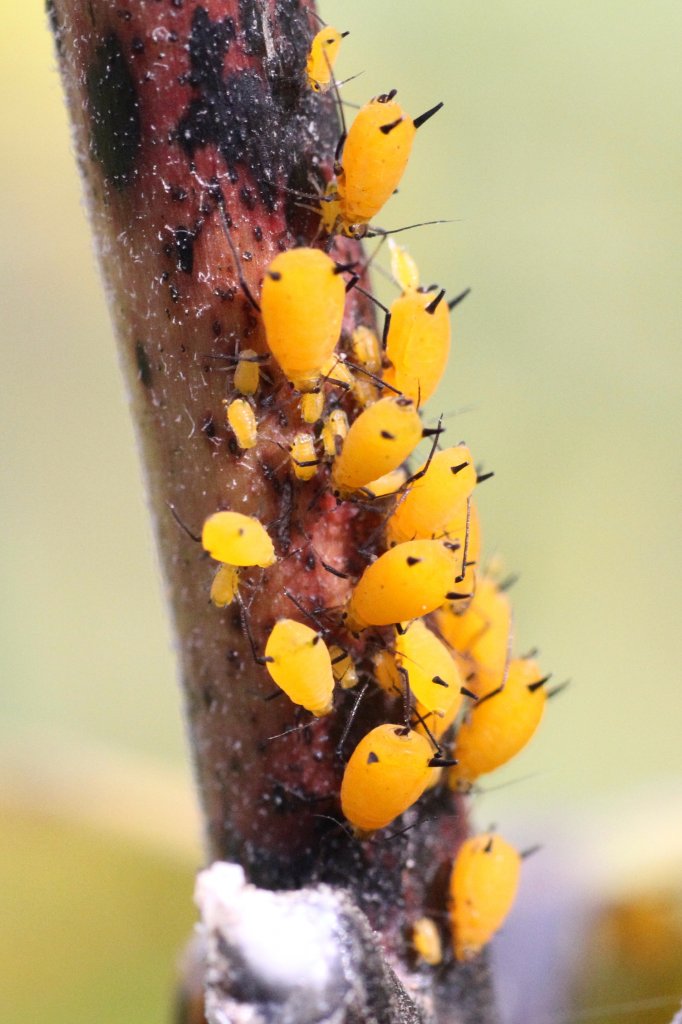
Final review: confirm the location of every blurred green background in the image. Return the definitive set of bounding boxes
[1,2,681,1022]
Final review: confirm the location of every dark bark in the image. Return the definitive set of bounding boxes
[49,2,499,1021]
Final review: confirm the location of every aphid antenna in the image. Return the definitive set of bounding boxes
[413,100,444,130]
[282,587,328,634]
[215,198,261,312]
[311,813,357,843]
[456,498,473,582]
[342,356,402,395]
[365,219,454,240]
[447,286,471,312]
[334,680,370,760]
[167,502,201,543]
[471,771,544,796]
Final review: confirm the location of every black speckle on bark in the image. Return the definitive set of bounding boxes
[177,5,334,214]
[86,32,141,189]
[239,0,266,56]
[135,340,153,388]
[174,226,196,274]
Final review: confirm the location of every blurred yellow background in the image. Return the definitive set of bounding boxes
[1,2,681,1022]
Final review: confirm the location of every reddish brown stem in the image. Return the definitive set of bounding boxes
[50,2,498,1020]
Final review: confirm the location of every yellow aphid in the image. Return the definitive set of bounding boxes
[435,576,512,690]
[450,658,548,788]
[202,511,276,568]
[345,540,460,632]
[321,408,349,458]
[209,564,240,608]
[322,92,443,238]
[415,650,472,748]
[373,649,403,696]
[331,396,423,495]
[340,723,434,833]
[449,833,521,961]
[388,238,420,292]
[300,390,324,424]
[350,325,382,406]
[412,917,443,966]
[306,26,346,93]
[351,325,382,375]
[387,445,477,545]
[319,355,354,389]
[261,248,345,391]
[363,466,408,499]
[225,397,257,450]
[384,286,451,407]
[290,432,319,481]
[264,619,334,716]
[329,645,358,689]
[395,619,464,720]
[233,348,261,396]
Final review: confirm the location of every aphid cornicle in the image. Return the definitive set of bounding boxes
[331,395,424,496]
[201,511,276,568]
[449,657,549,788]
[449,833,521,961]
[306,26,347,93]
[340,723,434,833]
[345,539,461,632]
[386,444,477,545]
[264,619,335,717]
[321,91,443,238]
[261,248,346,392]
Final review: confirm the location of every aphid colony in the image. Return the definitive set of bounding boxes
[197,25,557,968]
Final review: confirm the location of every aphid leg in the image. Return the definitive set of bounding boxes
[335,681,369,760]
[236,593,270,666]
[216,199,261,313]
